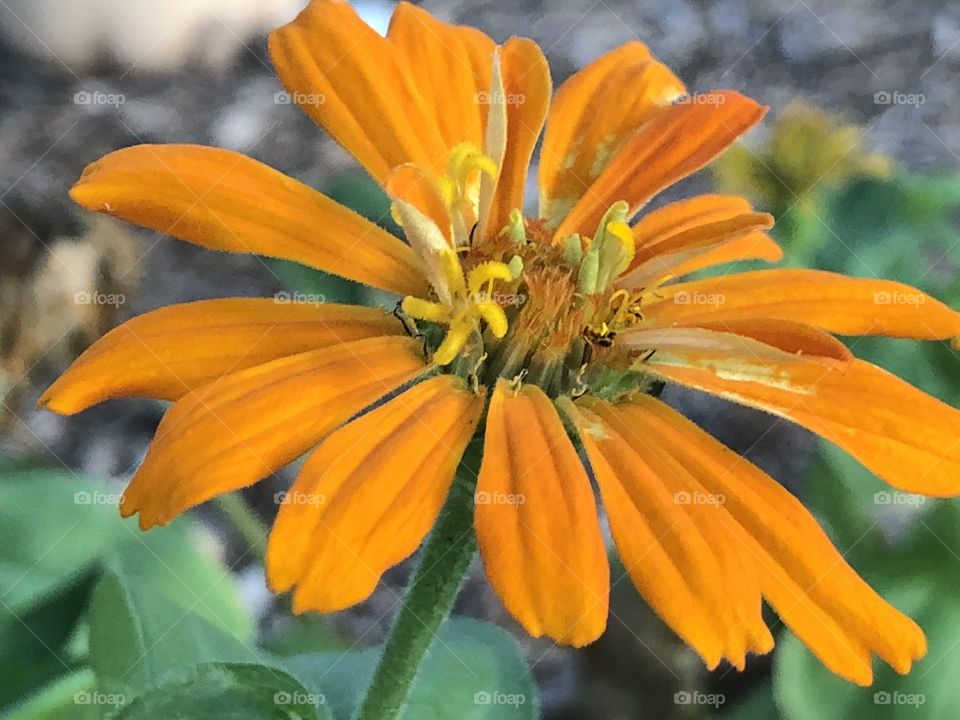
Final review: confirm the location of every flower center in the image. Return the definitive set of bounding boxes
[400,199,664,401]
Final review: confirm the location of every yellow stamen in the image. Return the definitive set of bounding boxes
[476,302,509,339]
[433,317,474,366]
[401,297,451,324]
[608,289,632,325]
[440,248,467,298]
[436,142,499,247]
[468,261,513,296]
[401,256,513,366]
[447,143,497,184]
[604,220,635,274]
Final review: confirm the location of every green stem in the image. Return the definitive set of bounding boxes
[354,439,482,720]
[215,492,268,560]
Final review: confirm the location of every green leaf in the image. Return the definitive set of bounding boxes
[112,663,330,720]
[324,169,398,235]
[0,468,256,710]
[285,618,539,720]
[0,471,125,708]
[0,580,92,709]
[87,568,257,703]
[720,682,779,720]
[1,669,99,720]
[0,470,126,612]
[284,650,372,720]
[0,471,252,640]
[106,520,254,641]
[261,615,348,658]
[268,259,361,306]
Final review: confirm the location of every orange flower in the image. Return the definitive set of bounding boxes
[41,0,960,685]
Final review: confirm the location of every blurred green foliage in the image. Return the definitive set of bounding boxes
[0,469,539,720]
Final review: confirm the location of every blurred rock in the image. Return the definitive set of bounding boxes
[0,208,138,442]
[0,0,308,72]
[933,11,960,60]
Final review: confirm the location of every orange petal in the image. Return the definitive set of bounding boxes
[480,38,551,240]
[475,379,608,647]
[621,325,837,365]
[538,43,685,226]
[267,375,485,612]
[647,342,960,496]
[644,269,960,339]
[120,336,428,529]
[612,394,926,684]
[564,397,769,668]
[70,144,428,296]
[38,299,402,414]
[642,318,853,361]
[625,194,782,279]
[619,212,775,287]
[387,2,495,153]
[270,0,497,183]
[632,194,757,246]
[386,165,459,305]
[554,91,766,239]
[269,0,450,182]
[386,164,453,245]
[667,232,783,278]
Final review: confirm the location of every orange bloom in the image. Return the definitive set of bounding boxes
[42,0,960,686]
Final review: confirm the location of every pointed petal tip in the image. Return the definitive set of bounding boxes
[850,669,874,688]
[702,652,722,673]
[752,626,776,655]
[35,379,82,415]
[527,613,606,649]
[34,390,52,412]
